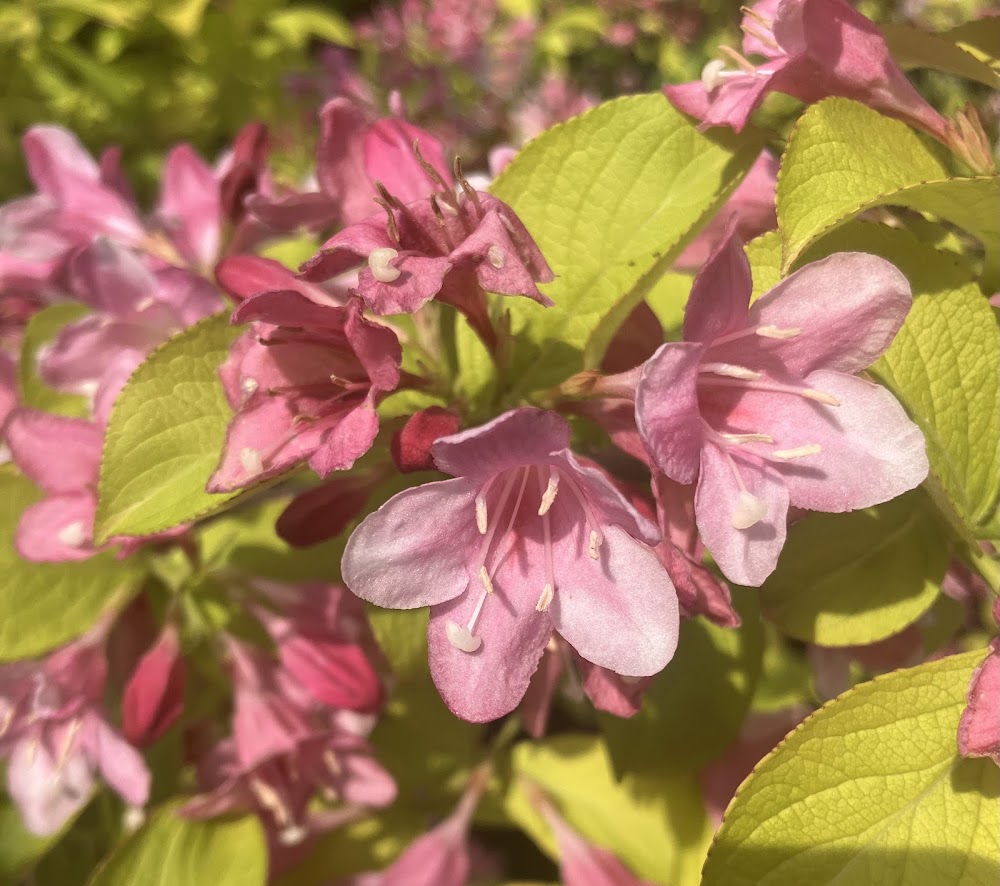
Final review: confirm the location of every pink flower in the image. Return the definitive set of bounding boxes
[664,0,950,143]
[958,598,1000,766]
[208,293,401,492]
[0,630,150,836]
[530,785,655,885]
[5,409,103,562]
[248,98,450,232]
[183,640,395,848]
[339,766,489,886]
[634,224,928,586]
[122,624,186,747]
[215,254,346,307]
[342,408,679,723]
[37,238,222,423]
[301,175,553,346]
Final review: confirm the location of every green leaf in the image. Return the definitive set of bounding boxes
[942,17,1000,71]
[267,6,354,48]
[505,734,712,885]
[89,803,267,886]
[0,791,60,885]
[95,314,243,542]
[872,272,1000,540]
[759,490,948,646]
[18,303,90,418]
[882,22,1000,87]
[751,624,814,713]
[777,99,1000,289]
[701,650,1000,886]
[490,93,762,392]
[0,467,140,661]
[601,591,763,773]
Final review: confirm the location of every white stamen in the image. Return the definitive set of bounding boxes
[134,296,156,312]
[279,825,309,846]
[538,472,560,516]
[756,325,802,340]
[721,432,774,444]
[323,748,342,777]
[475,494,488,534]
[240,447,264,476]
[536,583,554,612]
[368,247,401,283]
[446,621,482,653]
[241,377,259,396]
[57,521,87,548]
[249,777,290,827]
[122,807,145,833]
[801,389,841,406]
[56,718,82,769]
[588,530,601,560]
[479,566,495,595]
[701,59,728,92]
[487,245,506,269]
[702,362,762,380]
[732,490,767,529]
[772,444,822,460]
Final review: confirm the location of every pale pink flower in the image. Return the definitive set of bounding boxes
[958,597,1000,766]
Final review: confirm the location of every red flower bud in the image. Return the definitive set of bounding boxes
[122,624,185,746]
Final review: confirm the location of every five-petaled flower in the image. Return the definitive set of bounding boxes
[634,223,928,586]
[342,408,679,723]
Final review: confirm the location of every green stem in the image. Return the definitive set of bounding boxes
[969,545,1000,596]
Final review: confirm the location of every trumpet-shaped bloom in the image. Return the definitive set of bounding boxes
[635,226,927,586]
[664,0,949,142]
[343,408,679,722]
[209,293,401,492]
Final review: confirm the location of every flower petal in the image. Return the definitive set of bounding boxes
[16,493,97,562]
[307,402,380,477]
[7,737,94,836]
[682,219,753,344]
[959,641,1000,762]
[745,252,911,375]
[82,715,151,807]
[342,477,482,609]
[159,144,220,268]
[695,443,789,586]
[549,522,678,677]
[5,410,102,492]
[635,342,706,485]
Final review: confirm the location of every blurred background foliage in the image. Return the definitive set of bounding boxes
[1,0,993,203]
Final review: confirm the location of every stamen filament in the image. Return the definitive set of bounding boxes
[701,362,762,380]
[538,468,556,607]
[699,375,840,406]
[771,444,822,460]
[711,324,802,346]
[479,566,495,595]
[556,469,604,558]
[721,432,775,444]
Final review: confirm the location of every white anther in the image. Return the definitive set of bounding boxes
[475,494,488,534]
[279,825,309,846]
[122,807,145,833]
[487,245,506,269]
[57,521,87,548]
[538,473,560,516]
[368,247,401,283]
[756,325,802,339]
[446,621,482,653]
[588,530,601,560]
[721,432,774,444]
[536,584,554,612]
[801,389,840,406]
[702,363,762,380]
[772,444,822,460]
[701,59,728,92]
[240,447,264,476]
[479,566,495,595]
[134,296,156,312]
[241,377,259,396]
[732,491,767,530]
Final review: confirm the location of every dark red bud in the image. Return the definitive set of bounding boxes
[390,407,461,473]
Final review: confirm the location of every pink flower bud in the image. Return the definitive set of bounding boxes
[391,407,462,473]
[122,624,185,746]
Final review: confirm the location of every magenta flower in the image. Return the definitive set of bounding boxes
[0,629,150,836]
[248,98,450,232]
[958,598,1000,766]
[38,238,222,422]
[665,0,950,142]
[300,176,553,342]
[342,408,679,723]
[634,225,928,585]
[208,292,401,492]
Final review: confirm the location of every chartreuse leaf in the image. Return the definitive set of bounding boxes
[95,313,242,542]
[506,734,713,885]
[0,467,140,661]
[759,490,949,646]
[89,803,266,886]
[266,5,354,48]
[777,99,1000,289]
[0,791,60,884]
[18,302,90,418]
[881,22,1000,87]
[601,591,763,774]
[490,93,763,392]
[701,650,1000,886]
[942,17,1000,71]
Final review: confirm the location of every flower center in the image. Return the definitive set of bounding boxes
[446,464,603,653]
